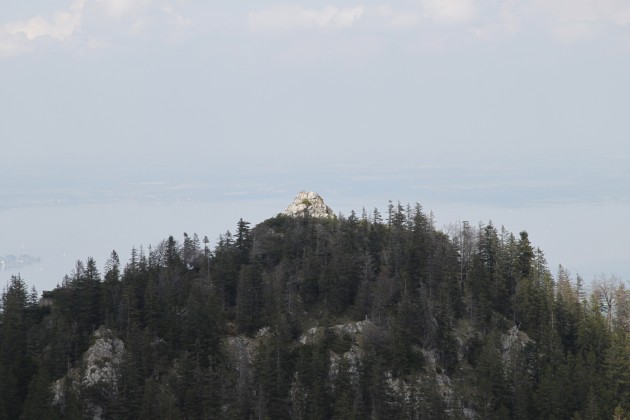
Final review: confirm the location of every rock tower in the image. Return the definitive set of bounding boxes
[284,191,334,218]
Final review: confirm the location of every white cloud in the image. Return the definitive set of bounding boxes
[97,0,153,20]
[371,5,419,28]
[532,0,630,41]
[533,0,630,24]
[248,5,365,32]
[333,6,365,28]
[421,0,476,24]
[0,0,84,57]
[3,0,630,59]
[161,4,193,29]
[0,0,192,58]
[0,37,29,58]
[472,0,521,40]
[3,0,84,42]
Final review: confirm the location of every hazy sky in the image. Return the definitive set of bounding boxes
[1,0,629,289]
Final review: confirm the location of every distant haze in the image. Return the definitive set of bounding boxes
[1,1,629,291]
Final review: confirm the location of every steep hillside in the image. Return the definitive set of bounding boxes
[1,198,629,419]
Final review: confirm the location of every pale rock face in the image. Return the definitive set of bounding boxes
[82,328,125,392]
[299,320,372,345]
[52,327,125,420]
[284,191,334,218]
[500,325,530,364]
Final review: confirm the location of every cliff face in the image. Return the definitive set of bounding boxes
[283,191,334,218]
[52,328,125,420]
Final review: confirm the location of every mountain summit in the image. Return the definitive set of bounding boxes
[284,191,334,218]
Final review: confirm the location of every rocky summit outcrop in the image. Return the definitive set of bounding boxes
[284,191,334,218]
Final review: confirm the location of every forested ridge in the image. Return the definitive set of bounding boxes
[1,202,629,419]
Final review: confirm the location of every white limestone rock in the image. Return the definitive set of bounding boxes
[52,327,125,420]
[82,328,125,392]
[330,319,372,336]
[500,325,530,365]
[284,191,334,218]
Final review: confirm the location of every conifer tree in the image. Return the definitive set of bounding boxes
[0,275,33,418]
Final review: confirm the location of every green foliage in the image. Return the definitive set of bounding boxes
[2,202,630,418]
[0,275,34,420]
[20,367,59,420]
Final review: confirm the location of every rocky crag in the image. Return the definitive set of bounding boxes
[283,191,334,218]
[52,327,125,420]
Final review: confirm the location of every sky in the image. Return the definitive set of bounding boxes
[1,0,629,290]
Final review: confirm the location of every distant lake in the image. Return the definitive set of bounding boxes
[0,200,284,291]
[1,198,628,292]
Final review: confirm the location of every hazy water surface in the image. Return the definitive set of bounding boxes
[1,198,627,292]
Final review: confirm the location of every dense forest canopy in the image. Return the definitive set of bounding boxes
[1,201,629,419]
